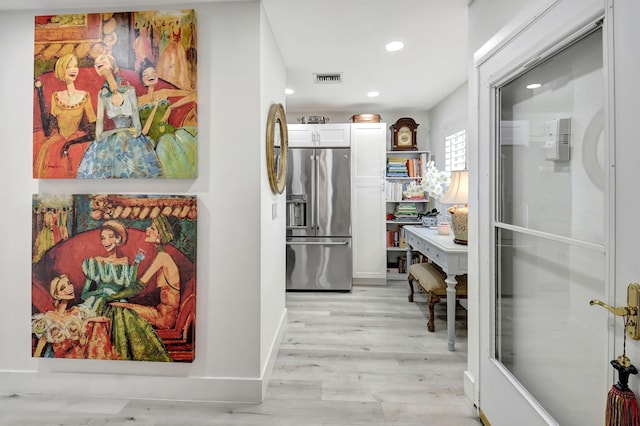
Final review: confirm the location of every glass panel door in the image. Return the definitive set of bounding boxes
[494,27,606,424]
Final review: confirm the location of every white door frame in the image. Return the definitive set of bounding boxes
[470,0,611,424]
[610,0,640,398]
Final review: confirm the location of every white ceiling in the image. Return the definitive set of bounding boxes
[6,0,470,115]
[262,0,470,114]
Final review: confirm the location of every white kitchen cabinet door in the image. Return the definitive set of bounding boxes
[288,123,351,147]
[351,123,386,284]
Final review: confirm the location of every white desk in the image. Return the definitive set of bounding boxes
[404,225,468,351]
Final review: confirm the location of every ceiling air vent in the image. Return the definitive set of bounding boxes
[313,73,343,84]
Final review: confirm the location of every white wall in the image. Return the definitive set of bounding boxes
[425,82,468,220]
[0,1,286,403]
[468,0,552,55]
[427,82,468,169]
[259,3,288,399]
[464,0,552,405]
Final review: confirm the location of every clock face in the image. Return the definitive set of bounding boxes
[398,127,412,145]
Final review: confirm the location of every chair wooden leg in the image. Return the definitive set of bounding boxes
[427,300,436,332]
[426,292,441,332]
[407,274,415,302]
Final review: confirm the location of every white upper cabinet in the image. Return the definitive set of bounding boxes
[288,123,351,147]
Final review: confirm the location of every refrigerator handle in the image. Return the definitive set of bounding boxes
[286,241,350,246]
[311,153,318,231]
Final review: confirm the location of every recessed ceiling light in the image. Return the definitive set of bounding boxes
[385,41,404,52]
[367,91,380,98]
[285,88,294,95]
[526,83,542,89]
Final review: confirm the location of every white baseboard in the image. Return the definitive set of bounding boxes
[464,369,477,406]
[1,309,289,404]
[260,307,287,400]
[0,370,263,403]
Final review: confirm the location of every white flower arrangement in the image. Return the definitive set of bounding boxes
[403,161,451,200]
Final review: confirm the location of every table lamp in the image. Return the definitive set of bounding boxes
[440,170,468,245]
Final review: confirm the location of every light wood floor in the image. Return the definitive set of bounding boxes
[0,280,480,425]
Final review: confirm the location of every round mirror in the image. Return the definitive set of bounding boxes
[266,103,288,194]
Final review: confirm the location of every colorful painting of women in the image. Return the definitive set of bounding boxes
[33,10,198,179]
[32,194,197,362]
[138,58,197,177]
[33,53,96,178]
[32,274,118,359]
[79,220,171,361]
[111,216,183,329]
[76,53,163,178]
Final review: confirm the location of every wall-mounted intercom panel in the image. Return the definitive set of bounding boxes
[543,118,571,162]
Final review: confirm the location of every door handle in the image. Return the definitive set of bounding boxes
[590,283,640,340]
[286,241,350,246]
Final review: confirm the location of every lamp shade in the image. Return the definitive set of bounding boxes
[440,170,468,205]
[440,170,468,245]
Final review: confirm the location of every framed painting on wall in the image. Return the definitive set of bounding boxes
[31,194,197,362]
[33,9,198,179]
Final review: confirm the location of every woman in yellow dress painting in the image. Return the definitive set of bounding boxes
[33,53,96,178]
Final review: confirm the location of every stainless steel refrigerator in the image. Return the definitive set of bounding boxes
[286,147,352,291]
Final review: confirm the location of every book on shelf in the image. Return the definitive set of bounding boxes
[386,181,427,201]
[420,152,429,177]
[397,253,429,273]
[386,157,409,177]
[387,157,407,163]
[399,227,407,248]
[387,154,430,179]
[387,162,407,167]
[387,172,408,178]
[390,219,421,224]
[403,194,426,200]
[387,230,396,247]
[398,256,406,273]
[406,159,415,178]
[395,203,418,216]
[406,158,423,178]
[387,226,409,248]
[385,181,405,201]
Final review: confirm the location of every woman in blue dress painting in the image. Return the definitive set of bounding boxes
[77,53,163,179]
